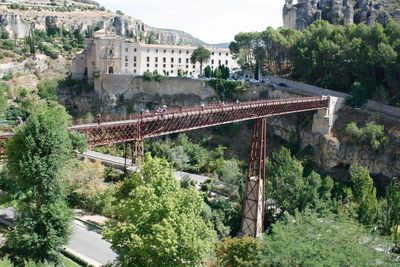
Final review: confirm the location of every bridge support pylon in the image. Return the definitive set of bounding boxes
[123,140,144,175]
[240,118,266,237]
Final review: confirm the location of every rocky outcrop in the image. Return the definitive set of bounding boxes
[283,0,400,30]
[0,2,206,46]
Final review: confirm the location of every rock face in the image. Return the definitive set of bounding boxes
[112,16,206,46]
[283,0,400,30]
[0,2,206,46]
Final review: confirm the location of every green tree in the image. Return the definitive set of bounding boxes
[37,78,59,102]
[262,211,396,266]
[349,164,378,225]
[103,155,216,266]
[216,236,263,267]
[379,179,400,241]
[267,147,304,213]
[204,65,212,78]
[191,46,211,76]
[346,82,369,108]
[5,104,74,265]
[0,82,9,118]
[267,147,332,214]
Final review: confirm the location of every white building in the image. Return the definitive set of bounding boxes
[72,27,239,84]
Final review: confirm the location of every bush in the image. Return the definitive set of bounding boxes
[37,78,59,102]
[2,73,13,81]
[346,82,368,108]
[217,236,264,266]
[345,121,388,151]
[207,79,248,100]
[142,71,153,81]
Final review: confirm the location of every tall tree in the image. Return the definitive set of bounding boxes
[191,46,211,76]
[5,104,74,265]
[104,155,216,266]
[267,147,332,214]
[349,164,378,225]
[379,179,400,240]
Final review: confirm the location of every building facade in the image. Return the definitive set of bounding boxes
[72,27,239,84]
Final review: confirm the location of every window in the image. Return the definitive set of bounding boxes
[226,53,229,56]
[147,57,150,62]
[155,57,158,62]
[163,57,166,63]
[147,63,150,67]
[171,70,174,73]
[186,65,189,69]
[186,58,189,63]
[193,65,195,68]
[211,59,214,65]
[109,50,113,56]
[226,60,228,65]
[134,69,137,73]
[163,49,166,53]
[172,50,175,54]
[108,66,113,74]
[125,62,128,67]
[147,49,150,53]
[171,58,174,63]
[178,58,182,63]
[134,56,137,62]
[171,64,174,68]
[179,50,182,54]
[186,51,189,54]
[134,63,137,67]
[219,53,222,56]
[147,69,150,72]
[125,56,128,62]
[219,60,221,65]
[155,64,158,68]
[163,64,166,68]
[212,52,214,55]
[125,48,128,52]
[156,49,159,53]
[134,48,137,52]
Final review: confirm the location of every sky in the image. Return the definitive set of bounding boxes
[95,0,286,44]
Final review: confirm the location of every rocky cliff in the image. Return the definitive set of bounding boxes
[283,0,400,30]
[0,0,207,46]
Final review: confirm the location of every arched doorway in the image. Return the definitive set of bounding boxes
[108,66,114,74]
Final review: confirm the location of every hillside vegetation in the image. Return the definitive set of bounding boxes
[230,20,400,107]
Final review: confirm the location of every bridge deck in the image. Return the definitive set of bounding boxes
[0,96,329,150]
[71,96,329,147]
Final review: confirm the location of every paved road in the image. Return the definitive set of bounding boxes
[0,207,117,266]
[81,150,213,186]
[68,221,117,266]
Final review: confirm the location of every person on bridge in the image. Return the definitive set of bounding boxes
[236,99,240,105]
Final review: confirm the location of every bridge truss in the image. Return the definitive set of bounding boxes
[0,96,329,237]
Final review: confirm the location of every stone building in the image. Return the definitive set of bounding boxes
[72,27,239,84]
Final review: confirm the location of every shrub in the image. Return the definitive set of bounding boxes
[207,79,247,100]
[37,78,59,102]
[345,121,388,151]
[346,82,368,108]
[142,71,153,81]
[217,236,264,266]
[1,73,12,81]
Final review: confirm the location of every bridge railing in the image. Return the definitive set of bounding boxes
[72,97,328,126]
